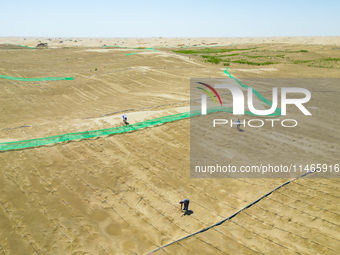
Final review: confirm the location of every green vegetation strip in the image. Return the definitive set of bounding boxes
[323,58,340,61]
[232,60,277,65]
[173,47,257,54]
[175,46,316,67]
[0,43,35,49]
[242,55,285,58]
[0,75,73,81]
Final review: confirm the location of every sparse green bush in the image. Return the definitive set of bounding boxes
[201,55,222,64]
[232,60,277,66]
[323,58,340,61]
[293,60,312,64]
[173,47,257,55]
[218,53,239,57]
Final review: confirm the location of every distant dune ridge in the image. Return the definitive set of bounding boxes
[0,36,339,48]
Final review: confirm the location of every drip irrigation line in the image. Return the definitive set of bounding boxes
[146,170,317,254]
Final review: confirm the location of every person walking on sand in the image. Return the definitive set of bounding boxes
[122,114,128,125]
[236,119,241,130]
[180,199,190,211]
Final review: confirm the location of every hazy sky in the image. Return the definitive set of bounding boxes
[1,0,339,37]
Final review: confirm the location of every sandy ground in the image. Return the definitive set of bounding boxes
[0,37,339,254]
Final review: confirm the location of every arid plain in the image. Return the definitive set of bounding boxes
[0,37,339,254]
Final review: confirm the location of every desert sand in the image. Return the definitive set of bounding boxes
[0,37,339,254]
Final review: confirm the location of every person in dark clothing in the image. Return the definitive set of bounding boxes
[180,199,190,211]
[237,119,241,130]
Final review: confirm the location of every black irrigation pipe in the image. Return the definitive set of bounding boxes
[117,138,226,219]
[0,200,40,255]
[293,181,340,200]
[306,179,340,192]
[84,139,227,253]
[250,195,340,246]
[93,135,263,254]
[27,163,109,255]
[133,127,318,251]
[276,188,340,218]
[143,123,333,223]
[0,125,34,132]
[0,243,5,255]
[0,156,75,254]
[82,100,189,120]
[146,169,317,255]
[73,142,186,248]
[94,138,260,254]
[68,146,180,245]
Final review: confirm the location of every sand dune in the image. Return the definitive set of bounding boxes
[1,36,340,48]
